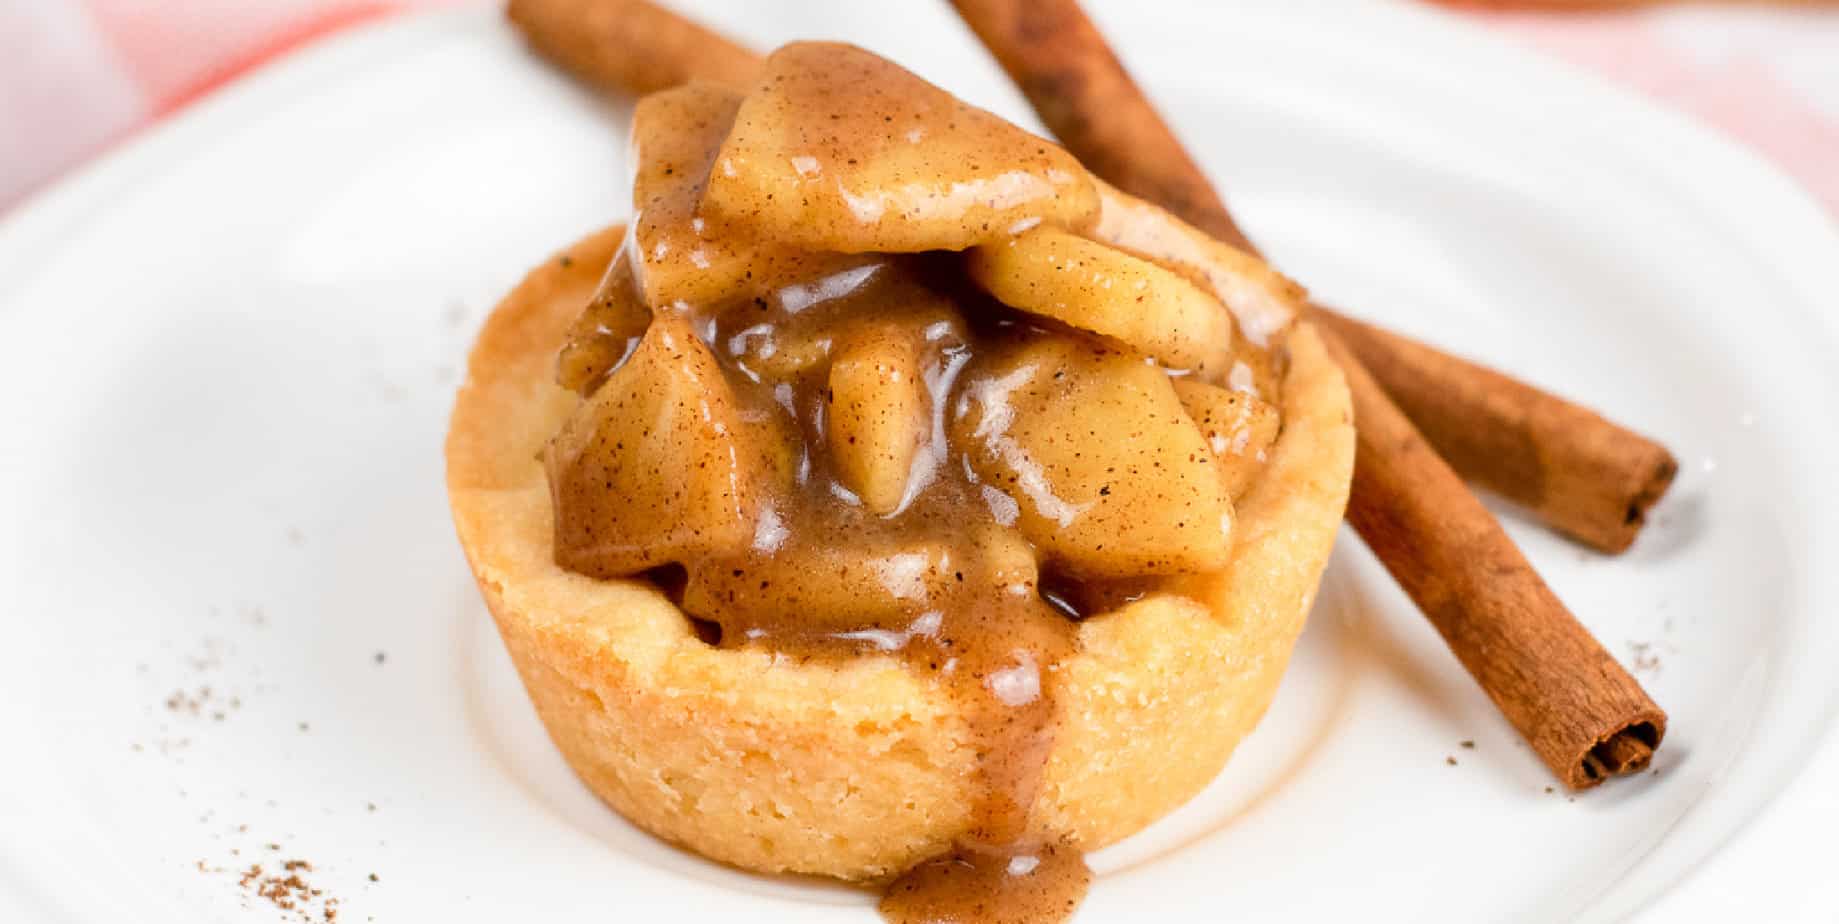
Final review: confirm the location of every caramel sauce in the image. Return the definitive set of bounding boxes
[882,842,1092,924]
[543,41,1292,923]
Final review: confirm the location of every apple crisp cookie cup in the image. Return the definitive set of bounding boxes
[446,224,1352,880]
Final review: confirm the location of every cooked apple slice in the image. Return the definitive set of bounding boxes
[827,322,933,514]
[719,259,898,384]
[966,227,1233,378]
[1173,379,1281,500]
[701,42,1098,254]
[683,522,1038,643]
[628,82,745,308]
[725,321,835,384]
[951,335,1233,578]
[629,83,870,310]
[684,536,956,640]
[546,314,783,578]
[822,282,969,514]
[1089,179,1304,349]
[556,242,651,395]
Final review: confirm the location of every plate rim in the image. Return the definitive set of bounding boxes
[1,3,1837,921]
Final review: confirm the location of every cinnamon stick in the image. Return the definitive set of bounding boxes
[1313,308,1677,552]
[946,0,1665,786]
[1328,334,1665,787]
[944,0,1676,553]
[507,0,756,95]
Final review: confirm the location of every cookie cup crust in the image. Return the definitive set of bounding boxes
[445,226,1354,880]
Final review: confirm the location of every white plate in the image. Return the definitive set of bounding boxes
[3,2,1837,921]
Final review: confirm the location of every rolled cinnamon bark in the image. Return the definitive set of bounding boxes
[946,0,1666,786]
[1327,334,1665,787]
[944,0,1677,553]
[507,0,756,95]
[1313,308,1677,552]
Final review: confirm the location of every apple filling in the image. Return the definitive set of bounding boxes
[543,41,1300,924]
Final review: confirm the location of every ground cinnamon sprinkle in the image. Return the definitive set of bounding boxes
[165,685,241,721]
[235,859,343,922]
[140,627,257,752]
[1628,641,1663,674]
[148,623,378,921]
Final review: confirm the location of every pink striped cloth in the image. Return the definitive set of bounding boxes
[3,1,1836,217]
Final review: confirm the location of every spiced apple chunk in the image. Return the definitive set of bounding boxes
[448,41,1352,924]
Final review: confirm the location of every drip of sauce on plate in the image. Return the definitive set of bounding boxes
[881,841,1091,924]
